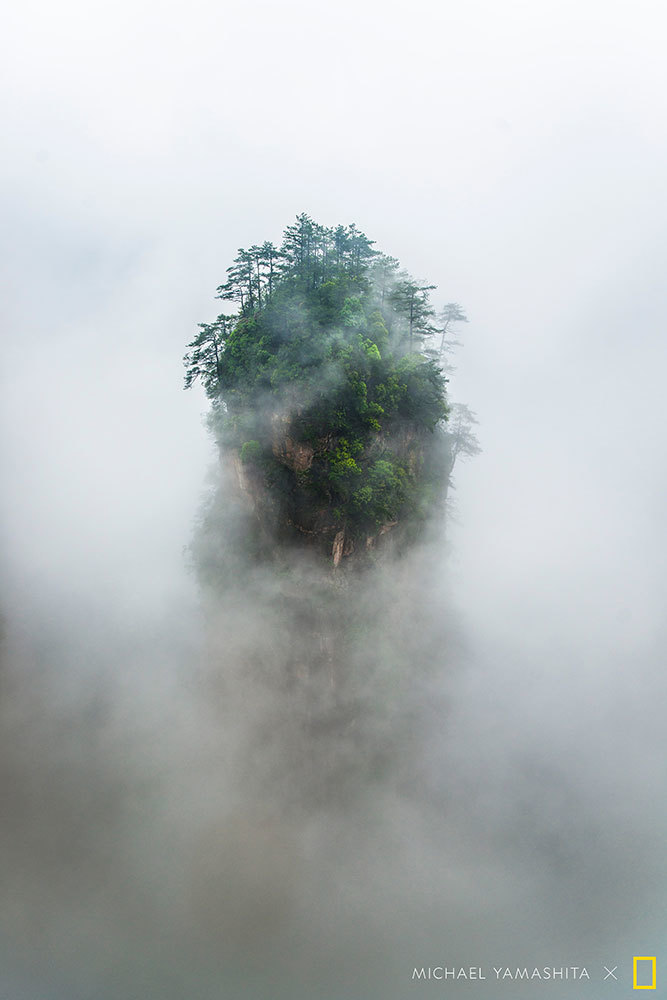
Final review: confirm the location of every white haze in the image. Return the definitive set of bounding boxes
[2,0,667,997]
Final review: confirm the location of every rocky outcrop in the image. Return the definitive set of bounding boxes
[273,437,314,473]
[331,529,356,568]
[227,418,421,569]
[270,412,314,472]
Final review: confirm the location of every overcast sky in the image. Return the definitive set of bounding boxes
[2,1,667,996]
[3,0,666,600]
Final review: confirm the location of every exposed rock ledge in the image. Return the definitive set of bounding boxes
[227,420,409,568]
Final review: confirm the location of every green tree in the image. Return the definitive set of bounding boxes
[370,254,400,304]
[183,314,236,398]
[442,403,481,503]
[437,302,468,359]
[389,277,437,350]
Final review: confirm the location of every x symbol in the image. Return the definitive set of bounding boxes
[603,966,618,981]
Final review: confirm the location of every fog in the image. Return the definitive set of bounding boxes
[2,0,667,996]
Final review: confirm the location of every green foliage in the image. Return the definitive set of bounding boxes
[185,214,460,542]
[326,438,362,501]
[240,440,263,465]
[353,459,407,526]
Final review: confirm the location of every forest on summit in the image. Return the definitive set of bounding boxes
[184,214,478,561]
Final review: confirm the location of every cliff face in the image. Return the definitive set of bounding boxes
[226,414,428,569]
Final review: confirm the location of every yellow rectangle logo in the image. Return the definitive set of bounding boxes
[633,957,656,989]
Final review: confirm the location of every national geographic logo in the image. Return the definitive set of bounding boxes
[633,957,657,990]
